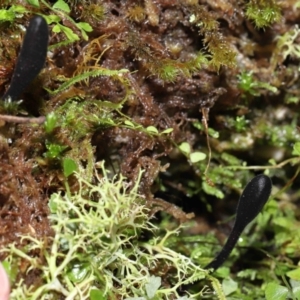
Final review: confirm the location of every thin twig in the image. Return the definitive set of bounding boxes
[0,115,46,124]
[201,107,211,176]
[223,157,300,170]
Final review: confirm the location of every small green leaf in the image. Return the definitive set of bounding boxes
[273,217,294,229]
[12,5,28,13]
[0,6,27,23]
[48,194,58,213]
[202,181,224,199]
[237,269,257,280]
[179,142,191,155]
[124,120,135,127]
[161,128,173,134]
[90,289,106,300]
[292,142,300,156]
[0,10,15,22]
[67,263,88,282]
[222,277,238,296]
[192,121,219,138]
[268,158,276,166]
[2,260,18,283]
[265,282,289,300]
[146,126,159,134]
[26,0,40,7]
[190,152,206,163]
[75,22,93,41]
[53,0,70,13]
[145,276,161,299]
[76,22,93,32]
[221,152,241,165]
[44,14,61,24]
[59,24,79,41]
[63,158,77,177]
[52,24,62,33]
[285,96,299,104]
[215,267,230,278]
[208,127,219,138]
[45,112,58,134]
[80,29,89,41]
[286,268,300,280]
[257,82,278,93]
[290,279,300,299]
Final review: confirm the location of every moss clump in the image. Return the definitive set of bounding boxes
[246,0,281,28]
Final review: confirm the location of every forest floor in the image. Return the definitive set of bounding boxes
[0,0,300,299]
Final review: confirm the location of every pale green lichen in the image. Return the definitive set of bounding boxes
[1,162,214,300]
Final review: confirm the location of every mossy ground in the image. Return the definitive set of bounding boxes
[0,0,300,299]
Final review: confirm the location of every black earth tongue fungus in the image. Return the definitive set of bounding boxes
[2,15,48,102]
[205,174,272,272]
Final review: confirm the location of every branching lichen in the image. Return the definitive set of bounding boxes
[1,162,211,299]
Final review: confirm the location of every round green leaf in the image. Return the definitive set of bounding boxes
[146,126,159,134]
[265,282,289,300]
[53,0,70,13]
[179,142,190,155]
[190,152,206,163]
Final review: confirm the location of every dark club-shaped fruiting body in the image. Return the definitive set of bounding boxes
[205,174,272,271]
[2,15,48,101]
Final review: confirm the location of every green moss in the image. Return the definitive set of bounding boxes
[189,4,237,70]
[204,32,236,70]
[238,71,278,99]
[245,0,281,28]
